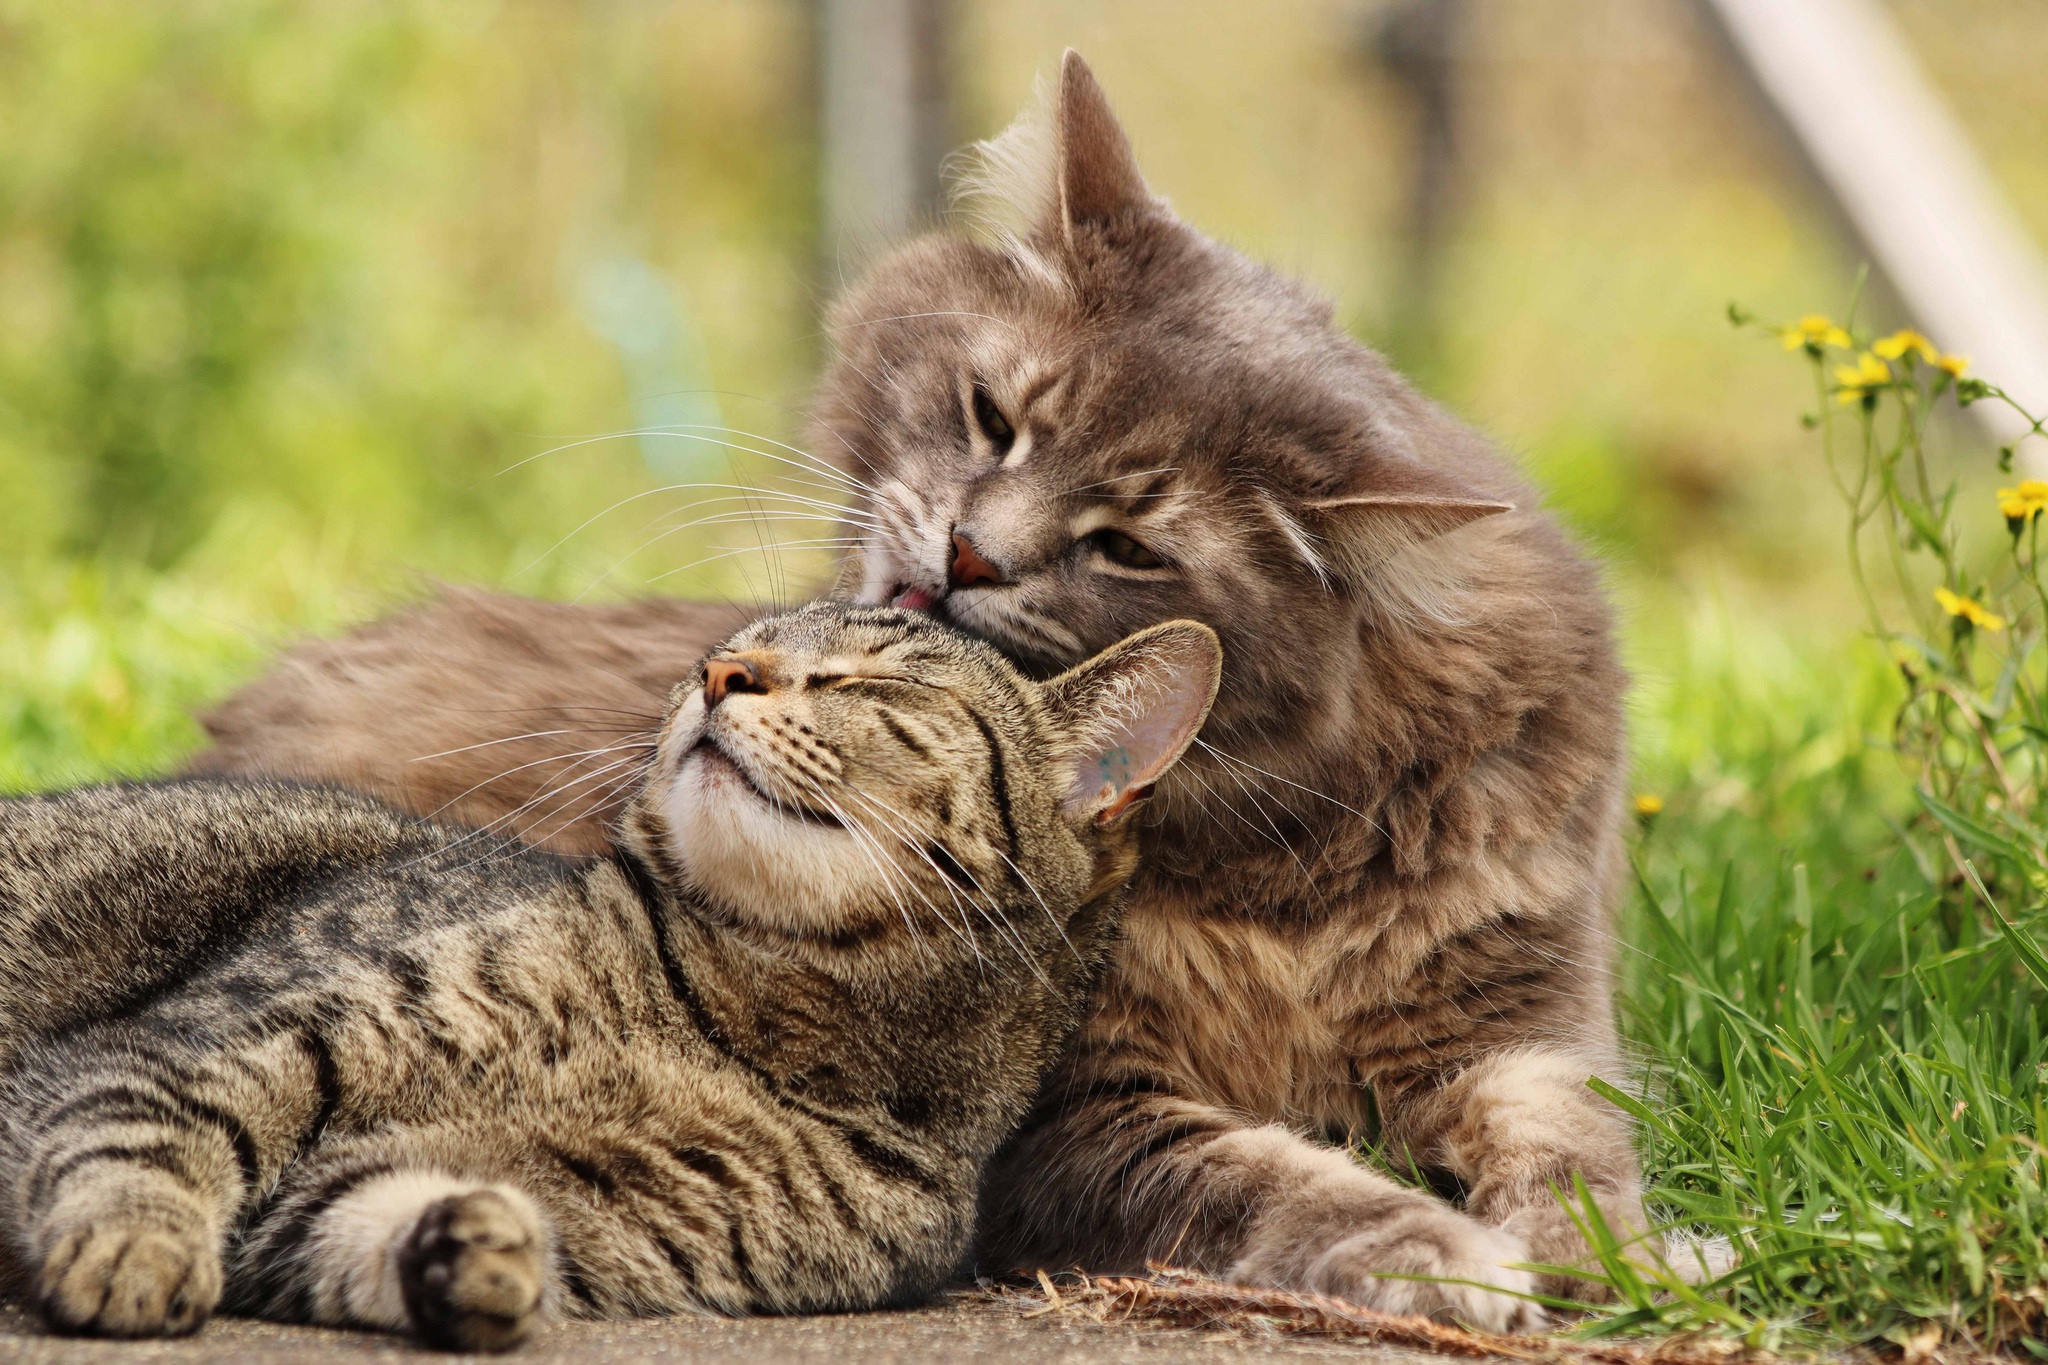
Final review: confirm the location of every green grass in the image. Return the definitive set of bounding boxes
[1591,596,2048,1354]
[12,560,2045,1354]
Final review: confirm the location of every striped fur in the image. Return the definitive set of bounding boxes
[0,603,1220,1349]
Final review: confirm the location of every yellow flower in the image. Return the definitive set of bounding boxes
[1782,314,1852,351]
[1873,328,1939,364]
[1934,586,2005,631]
[1833,351,1890,403]
[1633,793,1665,817]
[1998,481,2048,522]
[1935,352,1970,377]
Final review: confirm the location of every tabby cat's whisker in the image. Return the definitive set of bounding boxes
[407,742,656,867]
[1191,749,1336,912]
[421,742,657,826]
[825,790,969,953]
[990,848,1079,965]
[433,752,653,874]
[405,729,586,764]
[790,774,952,960]
[834,784,1032,977]
[448,751,650,853]
[1172,758,1325,893]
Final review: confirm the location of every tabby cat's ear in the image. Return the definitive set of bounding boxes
[1052,50,1154,240]
[1301,461,1514,579]
[1040,621,1222,828]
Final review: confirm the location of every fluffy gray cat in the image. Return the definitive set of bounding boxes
[193,53,1687,1324]
[0,603,1221,1349]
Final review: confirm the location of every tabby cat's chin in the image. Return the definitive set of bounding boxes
[661,744,870,934]
[689,739,844,830]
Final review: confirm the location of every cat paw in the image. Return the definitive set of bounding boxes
[398,1186,546,1352]
[1498,1196,1653,1303]
[1239,1206,1545,1334]
[35,1219,221,1338]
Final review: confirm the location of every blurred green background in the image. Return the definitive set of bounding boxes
[3,0,2045,800]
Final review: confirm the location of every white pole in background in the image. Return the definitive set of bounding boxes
[1700,0,2048,467]
[817,0,951,268]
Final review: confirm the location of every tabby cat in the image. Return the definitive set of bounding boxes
[194,54,1675,1327]
[0,603,1222,1349]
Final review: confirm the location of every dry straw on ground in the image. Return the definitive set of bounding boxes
[989,1266,1799,1365]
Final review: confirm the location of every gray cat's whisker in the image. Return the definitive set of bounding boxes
[498,427,873,503]
[1056,466,1182,496]
[639,539,864,590]
[628,432,872,505]
[513,483,877,581]
[649,425,875,496]
[638,496,879,533]
[575,517,858,602]
[822,310,1017,334]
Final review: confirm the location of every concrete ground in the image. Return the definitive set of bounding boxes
[0,1292,1438,1364]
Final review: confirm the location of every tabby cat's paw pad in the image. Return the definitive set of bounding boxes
[399,1187,546,1353]
[1299,1219,1547,1335]
[35,1221,221,1338]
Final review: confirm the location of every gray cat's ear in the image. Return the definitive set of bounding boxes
[1039,620,1222,827]
[1053,50,1153,238]
[1301,463,1514,578]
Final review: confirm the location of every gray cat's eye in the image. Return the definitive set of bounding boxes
[971,384,1015,453]
[1086,528,1168,570]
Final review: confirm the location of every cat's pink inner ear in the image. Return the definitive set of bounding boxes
[1055,50,1151,237]
[1044,621,1222,826]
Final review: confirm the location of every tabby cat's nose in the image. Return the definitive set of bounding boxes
[704,657,764,707]
[949,531,1004,589]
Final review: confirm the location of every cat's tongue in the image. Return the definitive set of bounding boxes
[892,586,940,612]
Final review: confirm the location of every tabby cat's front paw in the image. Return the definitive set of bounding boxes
[398,1186,546,1352]
[35,1218,222,1338]
[1235,1204,1545,1334]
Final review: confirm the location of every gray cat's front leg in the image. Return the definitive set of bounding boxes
[1382,1049,1656,1300]
[979,1085,1543,1331]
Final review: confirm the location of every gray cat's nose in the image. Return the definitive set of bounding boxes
[949,531,1004,589]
